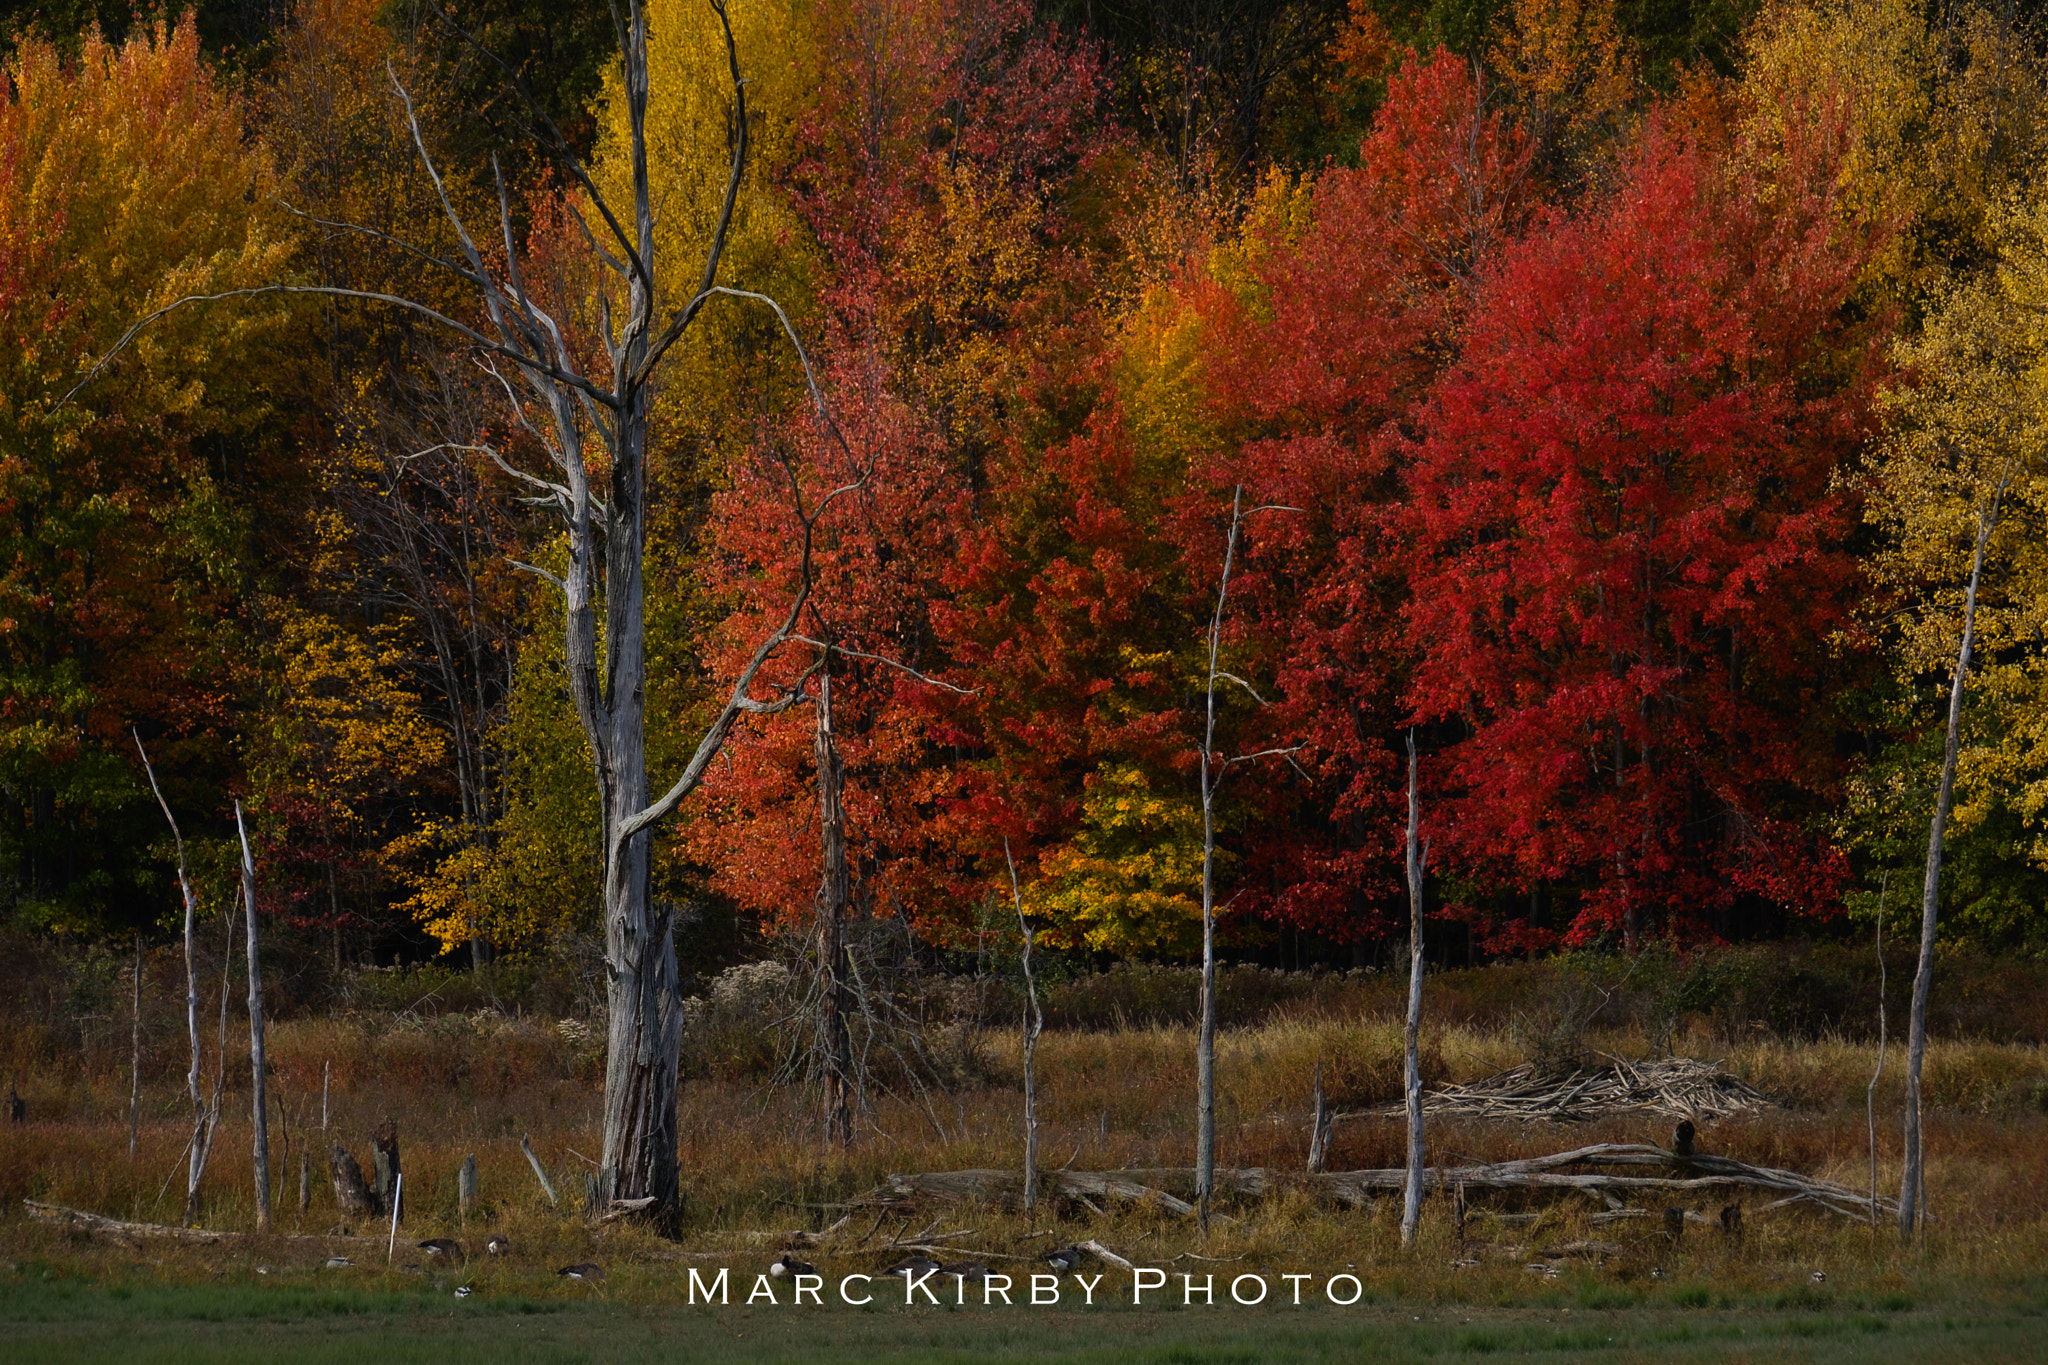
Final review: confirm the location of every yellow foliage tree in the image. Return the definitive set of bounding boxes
[1491,0,1638,174]
[1861,192,2048,944]
[1033,762,1215,956]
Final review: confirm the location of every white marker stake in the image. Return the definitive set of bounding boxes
[387,1172,403,1264]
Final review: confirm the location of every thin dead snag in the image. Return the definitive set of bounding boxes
[1903,475,2009,1242]
[1401,729,1428,1249]
[1006,840,1043,1211]
[1194,486,1300,1227]
[815,663,854,1149]
[236,802,272,1232]
[133,731,222,1226]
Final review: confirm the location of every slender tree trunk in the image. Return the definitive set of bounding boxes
[815,664,853,1148]
[236,802,271,1232]
[128,934,142,1162]
[1401,730,1428,1248]
[1868,873,1889,1227]
[1006,841,1042,1210]
[1195,490,1248,1227]
[1902,485,2005,1241]
[133,733,212,1223]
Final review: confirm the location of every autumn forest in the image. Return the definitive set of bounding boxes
[4,0,2046,1009]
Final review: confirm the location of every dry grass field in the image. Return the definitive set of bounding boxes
[4,952,2047,1360]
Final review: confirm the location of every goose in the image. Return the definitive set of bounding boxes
[454,1285,474,1299]
[939,1261,989,1282]
[323,1257,353,1270]
[1719,1204,1743,1237]
[770,1253,817,1278]
[1662,1207,1686,1244]
[1649,1267,1666,1280]
[557,1262,605,1282]
[884,1254,942,1279]
[1449,1257,1481,1270]
[1810,1269,1826,1284]
[419,1238,464,1263]
[1673,1119,1697,1158]
[486,1234,512,1256]
[1045,1246,1082,1274]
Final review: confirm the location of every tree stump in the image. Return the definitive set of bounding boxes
[330,1141,378,1217]
[371,1120,400,1214]
[459,1154,478,1220]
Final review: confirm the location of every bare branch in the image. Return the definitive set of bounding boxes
[60,286,615,411]
[789,636,978,695]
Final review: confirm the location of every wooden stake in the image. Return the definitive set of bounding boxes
[387,1172,403,1263]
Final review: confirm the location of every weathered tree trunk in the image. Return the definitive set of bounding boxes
[1307,1060,1331,1175]
[1006,841,1042,1210]
[330,1141,377,1217]
[460,1154,478,1219]
[815,665,854,1148]
[1868,874,1889,1227]
[128,935,142,1162]
[1902,487,2004,1241]
[372,1119,401,1217]
[236,802,271,1232]
[1401,730,1428,1249]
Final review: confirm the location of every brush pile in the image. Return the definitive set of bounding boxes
[1375,1055,1771,1124]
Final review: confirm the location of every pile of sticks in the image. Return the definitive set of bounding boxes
[1360,1056,1771,1124]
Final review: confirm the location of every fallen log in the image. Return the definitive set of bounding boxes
[855,1144,1894,1221]
[24,1200,385,1248]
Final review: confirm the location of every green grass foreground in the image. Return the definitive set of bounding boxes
[5,1265,2047,1364]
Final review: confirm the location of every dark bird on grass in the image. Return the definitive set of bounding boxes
[940,1262,989,1282]
[770,1253,816,1278]
[885,1255,941,1279]
[1673,1120,1696,1158]
[486,1235,511,1257]
[557,1262,605,1282]
[1719,1204,1743,1238]
[1046,1246,1082,1274]
[419,1238,464,1263]
[1663,1207,1686,1244]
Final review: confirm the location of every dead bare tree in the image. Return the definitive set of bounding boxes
[815,661,854,1149]
[235,801,272,1232]
[1194,485,1300,1227]
[78,2,860,1227]
[133,731,224,1226]
[1868,872,1889,1228]
[1005,840,1043,1212]
[1401,728,1430,1249]
[1902,471,2011,1242]
[128,935,143,1163]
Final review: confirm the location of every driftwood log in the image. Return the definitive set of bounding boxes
[24,1199,384,1248]
[857,1145,1894,1223]
[329,1140,379,1216]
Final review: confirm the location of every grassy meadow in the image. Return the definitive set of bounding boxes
[4,949,2048,1360]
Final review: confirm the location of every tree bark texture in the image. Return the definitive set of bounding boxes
[330,1141,378,1217]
